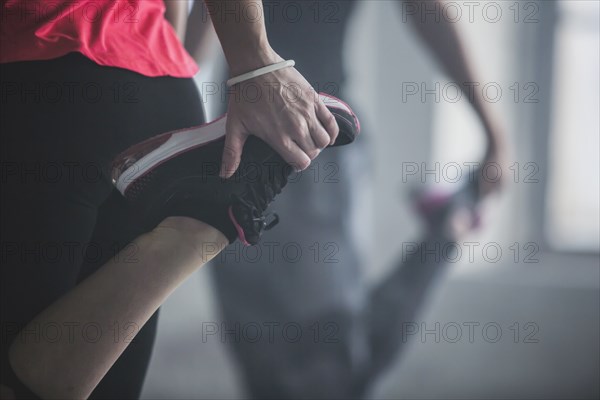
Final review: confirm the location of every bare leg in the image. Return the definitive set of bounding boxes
[8,217,227,400]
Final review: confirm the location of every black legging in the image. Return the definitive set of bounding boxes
[0,53,205,399]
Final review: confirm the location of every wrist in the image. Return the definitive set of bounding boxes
[227,45,283,77]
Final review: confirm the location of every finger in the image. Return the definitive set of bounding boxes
[315,100,339,146]
[290,119,321,160]
[221,122,247,178]
[273,138,312,171]
[310,119,331,150]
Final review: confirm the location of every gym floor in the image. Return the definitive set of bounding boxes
[141,252,599,399]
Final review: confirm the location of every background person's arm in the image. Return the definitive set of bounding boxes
[402,0,507,194]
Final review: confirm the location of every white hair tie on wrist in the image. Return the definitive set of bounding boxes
[226,60,296,88]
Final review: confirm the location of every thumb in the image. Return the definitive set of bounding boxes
[220,122,247,178]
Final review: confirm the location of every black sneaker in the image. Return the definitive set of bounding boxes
[111,93,360,245]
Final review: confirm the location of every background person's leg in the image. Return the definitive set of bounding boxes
[363,232,455,391]
[211,146,371,399]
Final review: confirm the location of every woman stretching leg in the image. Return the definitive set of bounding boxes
[0,0,339,398]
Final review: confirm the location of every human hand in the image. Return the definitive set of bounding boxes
[478,120,508,197]
[220,58,339,178]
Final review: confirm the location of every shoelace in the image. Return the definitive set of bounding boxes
[235,171,288,233]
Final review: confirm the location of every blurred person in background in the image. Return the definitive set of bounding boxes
[171,0,508,398]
